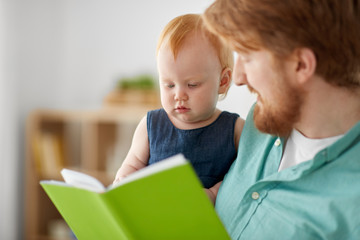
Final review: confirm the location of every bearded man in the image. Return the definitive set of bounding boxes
[203,0,360,239]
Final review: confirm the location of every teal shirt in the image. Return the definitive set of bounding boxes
[216,105,360,239]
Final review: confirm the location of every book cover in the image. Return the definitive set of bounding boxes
[40,154,230,240]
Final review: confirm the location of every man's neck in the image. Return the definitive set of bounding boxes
[295,78,360,139]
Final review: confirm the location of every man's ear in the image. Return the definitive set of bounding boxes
[219,67,232,94]
[293,48,317,85]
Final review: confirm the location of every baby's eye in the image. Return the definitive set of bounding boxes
[188,83,199,88]
[166,83,175,88]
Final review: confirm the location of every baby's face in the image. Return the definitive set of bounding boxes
[157,33,223,129]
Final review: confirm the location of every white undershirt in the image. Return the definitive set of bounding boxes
[278,129,343,171]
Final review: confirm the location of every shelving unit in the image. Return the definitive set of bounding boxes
[24,104,159,240]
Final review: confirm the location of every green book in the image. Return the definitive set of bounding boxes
[40,154,231,240]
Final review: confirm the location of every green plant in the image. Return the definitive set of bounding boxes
[117,74,156,90]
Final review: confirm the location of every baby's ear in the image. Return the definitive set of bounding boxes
[218,67,232,94]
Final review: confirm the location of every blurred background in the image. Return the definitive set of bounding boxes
[0,0,255,239]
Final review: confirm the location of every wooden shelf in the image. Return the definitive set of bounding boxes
[24,105,159,239]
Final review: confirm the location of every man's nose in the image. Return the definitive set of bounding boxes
[233,55,248,86]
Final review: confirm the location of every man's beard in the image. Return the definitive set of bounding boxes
[250,77,304,137]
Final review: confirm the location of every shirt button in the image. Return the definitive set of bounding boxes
[274,138,281,146]
[251,192,260,200]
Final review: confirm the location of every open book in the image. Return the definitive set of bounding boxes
[40,154,230,240]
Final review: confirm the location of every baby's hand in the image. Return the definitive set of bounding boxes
[113,177,121,185]
[204,188,216,205]
[113,169,126,184]
[204,181,222,205]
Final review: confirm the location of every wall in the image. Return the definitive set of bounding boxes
[1,1,255,239]
[0,0,19,239]
[15,0,254,115]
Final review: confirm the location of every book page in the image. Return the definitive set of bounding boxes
[56,154,187,193]
[110,154,187,189]
[61,169,106,193]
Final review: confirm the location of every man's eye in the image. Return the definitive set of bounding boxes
[239,54,251,63]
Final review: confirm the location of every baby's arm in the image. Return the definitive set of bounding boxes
[205,117,245,204]
[234,117,245,149]
[113,116,149,183]
[205,181,222,205]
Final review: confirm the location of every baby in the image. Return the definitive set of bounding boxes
[114,14,244,195]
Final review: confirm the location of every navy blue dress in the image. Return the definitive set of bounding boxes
[147,108,239,188]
